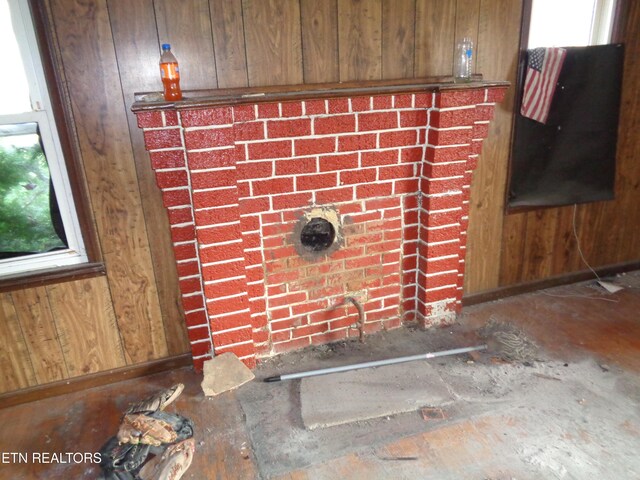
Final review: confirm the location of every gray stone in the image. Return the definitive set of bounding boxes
[201,353,255,396]
[300,361,452,429]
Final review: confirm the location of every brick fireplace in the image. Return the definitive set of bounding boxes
[133,79,507,370]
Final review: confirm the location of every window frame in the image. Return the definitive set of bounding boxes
[590,0,618,45]
[0,0,102,288]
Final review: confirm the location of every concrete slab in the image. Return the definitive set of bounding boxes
[201,353,255,396]
[300,361,452,429]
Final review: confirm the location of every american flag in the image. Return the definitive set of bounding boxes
[520,47,567,124]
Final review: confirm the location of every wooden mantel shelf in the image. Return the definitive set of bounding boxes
[131,75,509,112]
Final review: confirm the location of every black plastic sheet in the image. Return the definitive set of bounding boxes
[509,43,624,208]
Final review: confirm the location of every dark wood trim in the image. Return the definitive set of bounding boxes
[504,0,532,214]
[463,261,640,307]
[132,75,510,111]
[0,262,106,293]
[506,197,617,215]
[610,0,629,44]
[0,354,193,409]
[28,0,102,262]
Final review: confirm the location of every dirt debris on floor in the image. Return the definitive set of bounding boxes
[235,289,640,479]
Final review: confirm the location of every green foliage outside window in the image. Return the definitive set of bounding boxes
[0,136,65,254]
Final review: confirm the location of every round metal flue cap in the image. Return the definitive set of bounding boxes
[300,217,336,252]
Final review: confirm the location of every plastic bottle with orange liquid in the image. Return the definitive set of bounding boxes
[159,44,182,101]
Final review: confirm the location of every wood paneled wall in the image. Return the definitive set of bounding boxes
[2,0,639,396]
[0,277,126,392]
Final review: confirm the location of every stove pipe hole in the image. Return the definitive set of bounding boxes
[300,217,335,252]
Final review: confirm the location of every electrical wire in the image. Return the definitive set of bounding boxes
[571,204,640,290]
[531,204,621,303]
[572,203,602,282]
[539,290,619,303]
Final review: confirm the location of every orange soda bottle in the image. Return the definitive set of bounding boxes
[160,44,182,101]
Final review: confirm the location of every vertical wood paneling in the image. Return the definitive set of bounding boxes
[108,0,160,97]
[569,205,595,273]
[550,206,582,275]
[243,0,303,86]
[108,0,189,356]
[10,288,68,384]
[455,0,480,73]
[338,0,383,81]
[300,0,339,83]
[382,0,415,79]
[154,0,218,90]
[414,0,456,76]
[521,209,559,281]
[499,213,527,285]
[571,202,612,270]
[49,0,168,363]
[47,277,126,377]
[0,293,36,392]
[210,0,249,88]
[464,0,522,293]
[613,1,640,254]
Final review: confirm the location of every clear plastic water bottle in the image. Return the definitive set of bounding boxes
[454,37,473,83]
[160,44,182,101]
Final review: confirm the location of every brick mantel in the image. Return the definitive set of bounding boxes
[133,78,508,370]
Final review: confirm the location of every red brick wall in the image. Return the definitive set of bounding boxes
[135,86,506,370]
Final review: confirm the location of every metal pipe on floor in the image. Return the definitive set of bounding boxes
[263,344,487,382]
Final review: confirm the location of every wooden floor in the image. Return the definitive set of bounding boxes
[1,273,640,479]
[0,367,258,479]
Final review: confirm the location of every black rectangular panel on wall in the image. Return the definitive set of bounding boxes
[508,43,624,209]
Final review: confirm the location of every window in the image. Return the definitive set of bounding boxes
[0,0,87,277]
[506,0,623,210]
[528,0,618,48]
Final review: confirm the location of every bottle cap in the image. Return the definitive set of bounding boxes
[162,43,171,50]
